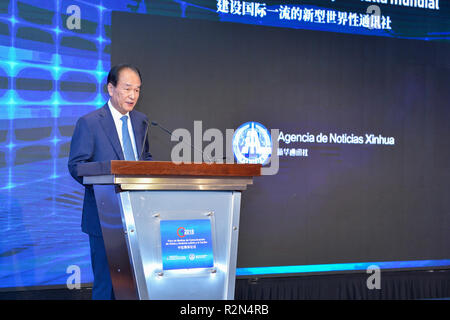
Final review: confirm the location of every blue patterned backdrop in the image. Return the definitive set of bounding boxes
[0,0,448,289]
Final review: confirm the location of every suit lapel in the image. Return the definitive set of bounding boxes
[99,104,125,160]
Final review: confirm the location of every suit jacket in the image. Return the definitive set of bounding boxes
[68,104,152,236]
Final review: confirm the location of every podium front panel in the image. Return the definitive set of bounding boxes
[94,186,242,300]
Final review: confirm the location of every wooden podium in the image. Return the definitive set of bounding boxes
[78,160,261,300]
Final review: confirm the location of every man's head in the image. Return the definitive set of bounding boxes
[107,64,142,115]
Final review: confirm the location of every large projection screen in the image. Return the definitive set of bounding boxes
[111,12,450,272]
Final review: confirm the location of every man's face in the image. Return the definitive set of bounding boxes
[107,68,141,115]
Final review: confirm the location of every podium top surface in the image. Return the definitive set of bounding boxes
[77,160,261,177]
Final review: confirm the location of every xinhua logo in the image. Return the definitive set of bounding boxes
[169,120,280,175]
[233,122,272,164]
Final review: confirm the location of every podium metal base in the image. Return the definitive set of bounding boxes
[94,185,242,300]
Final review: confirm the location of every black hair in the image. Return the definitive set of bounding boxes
[107,64,142,87]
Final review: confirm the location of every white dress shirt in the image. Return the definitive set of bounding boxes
[108,100,138,160]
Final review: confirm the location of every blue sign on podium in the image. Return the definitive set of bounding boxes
[160,219,214,270]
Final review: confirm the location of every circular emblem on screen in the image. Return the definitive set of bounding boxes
[233,122,272,164]
[177,227,186,238]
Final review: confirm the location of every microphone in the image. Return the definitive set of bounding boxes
[138,119,149,161]
[151,121,216,163]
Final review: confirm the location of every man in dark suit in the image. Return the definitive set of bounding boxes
[68,64,152,299]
